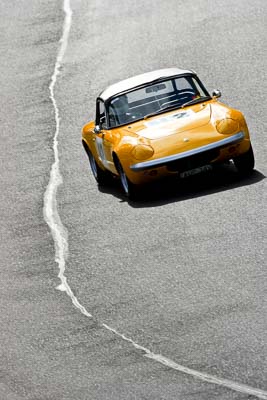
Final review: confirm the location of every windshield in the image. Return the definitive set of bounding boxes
[107,75,210,128]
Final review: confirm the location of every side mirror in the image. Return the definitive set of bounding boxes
[212,89,222,99]
[94,124,102,134]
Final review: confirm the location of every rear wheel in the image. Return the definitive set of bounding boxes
[233,145,255,175]
[83,143,111,185]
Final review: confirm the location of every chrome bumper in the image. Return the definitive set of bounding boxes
[130,131,245,172]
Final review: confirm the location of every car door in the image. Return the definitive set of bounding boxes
[93,99,116,174]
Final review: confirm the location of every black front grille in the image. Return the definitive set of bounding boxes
[166,148,220,172]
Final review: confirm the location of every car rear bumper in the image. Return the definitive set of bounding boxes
[130,131,245,172]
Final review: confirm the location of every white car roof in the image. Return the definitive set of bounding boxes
[99,68,194,101]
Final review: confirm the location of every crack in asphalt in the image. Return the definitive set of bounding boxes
[43,1,267,398]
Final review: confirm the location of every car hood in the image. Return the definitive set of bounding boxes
[126,103,211,140]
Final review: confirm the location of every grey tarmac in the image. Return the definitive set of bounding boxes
[0,0,266,399]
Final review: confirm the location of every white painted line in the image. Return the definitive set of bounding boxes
[43,0,92,319]
[43,1,267,398]
[103,324,267,399]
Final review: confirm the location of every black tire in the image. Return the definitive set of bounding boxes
[233,145,255,175]
[83,143,111,185]
[114,156,138,200]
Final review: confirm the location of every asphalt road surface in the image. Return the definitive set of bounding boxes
[0,1,266,399]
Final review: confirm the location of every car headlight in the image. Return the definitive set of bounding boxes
[131,144,154,160]
[216,118,240,134]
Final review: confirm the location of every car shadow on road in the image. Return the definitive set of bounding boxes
[98,164,265,207]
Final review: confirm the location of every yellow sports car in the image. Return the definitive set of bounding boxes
[82,68,254,199]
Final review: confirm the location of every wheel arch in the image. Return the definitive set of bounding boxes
[82,139,90,155]
[112,152,120,174]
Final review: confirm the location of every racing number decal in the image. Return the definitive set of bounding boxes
[95,136,106,163]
